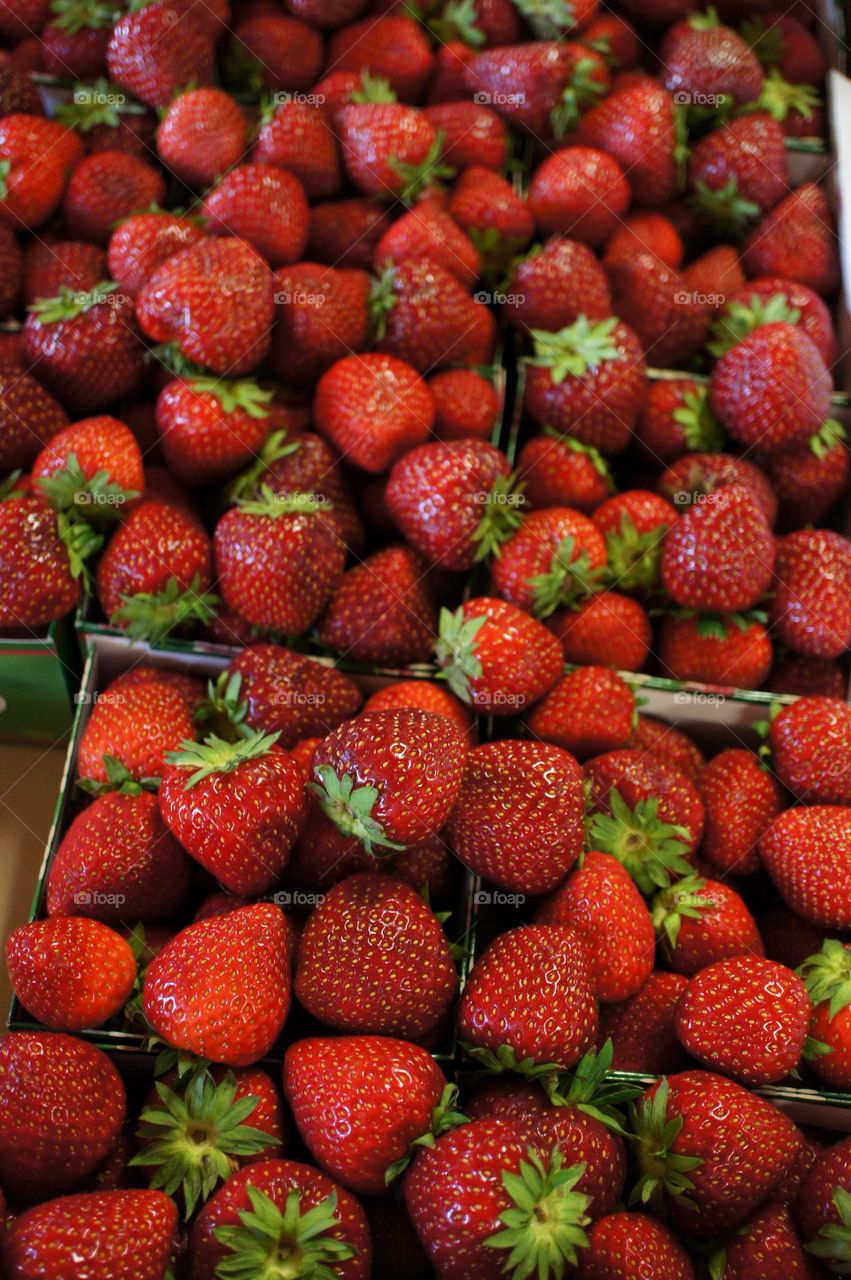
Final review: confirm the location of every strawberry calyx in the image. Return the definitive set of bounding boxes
[739,15,784,66]
[810,418,847,459]
[529,533,604,618]
[434,606,487,704]
[550,57,606,137]
[56,510,105,585]
[687,5,720,29]
[798,939,851,1020]
[462,1041,565,1085]
[196,671,253,743]
[603,513,668,593]
[349,69,398,104]
[309,764,405,855]
[368,264,399,343]
[672,385,726,449]
[165,729,281,788]
[690,178,761,239]
[755,68,822,124]
[472,472,527,562]
[214,1185,357,1278]
[650,873,715,950]
[148,343,208,378]
[55,79,148,133]
[38,451,139,524]
[429,0,485,47]
[547,1040,643,1133]
[129,1068,279,1218]
[512,0,577,39]
[587,789,693,895]
[485,1146,592,1277]
[385,1084,469,1183]
[225,432,303,505]
[389,132,455,207]
[235,484,331,520]
[28,279,127,325]
[542,430,615,489]
[0,470,24,501]
[184,377,276,419]
[752,700,782,767]
[708,292,802,357]
[629,1078,703,1216]
[123,922,154,1026]
[111,574,220,645]
[77,753,161,797]
[806,1188,851,1271]
[50,0,117,32]
[528,316,621,384]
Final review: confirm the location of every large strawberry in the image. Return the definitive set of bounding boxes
[576,1211,695,1279]
[143,903,292,1066]
[338,103,443,202]
[688,114,788,235]
[578,78,679,206]
[317,545,437,666]
[490,506,608,618]
[768,696,851,805]
[270,263,369,387]
[446,739,585,894]
[698,747,783,875]
[373,258,492,373]
[506,239,611,337]
[662,10,763,104]
[527,666,635,760]
[0,1031,125,1202]
[769,529,851,659]
[660,485,775,612]
[33,414,143,512]
[0,491,82,628]
[742,183,840,295]
[651,874,764,974]
[156,87,247,190]
[710,276,836,364]
[63,149,165,246]
[107,4,215,109]
[527,147,627,246]
[294,873,458,1039]
[798,941,851,1089]
[0,114,81,229]
[760,806,851,929]
[77,666,201,783]
[315,352,434,473]
[7,916,136,1032]
[516,433,613,515]
[252,100,341,199]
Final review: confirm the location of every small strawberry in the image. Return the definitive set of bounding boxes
[429,368,500,441]
[662,10,764,105]
[0,492,82,629]
[339,103,443,202]
[203,166,310,270]
[710,1199,823,1280]
[517,433,613,514]
[315,352,434,472]
[464,41,577,136]
[652,873,764,974]
[155,377,285,488]
[688,113,788,236]
[317,545,438,665]
[491,506,608,617]
[629,715,706,785]
[769,696,851,805]
[799,941,851,1090]
[656,451,778,524]
[661,485,775,612]
[143,903,291,1066]
[528,146,629,245]
[698,747,783,875]
[682,242,745,307]
[361,679,472,735]
[77,666,201,783]
[761,806,851,929]
[307,196,393,268]
[156,88,247,190]
[657,611,773,688]
[506,238,612,336]
[592,489,677,594]
[742,183,840,295]
[327,13,434,100]
[0,114,81,229]
[604,209,684,269]
[448,167,535,275]
[576,1211,695,1279]
[598,971,689,1073]
[635,379,724,467]
[372,258,492,373]
[33,413,143,505]
[107,5,215,109]
[796,1136,851,1271]
[23,238,105,307]
[373,200,480,287]
[548,591,652,671]
[606,252,711,367]
[269,263,370,385]
[294,873,458,1039]
[40,0,113,80]
[7,917,136,1032]
[769,529,851,659]
[527,666,635,761]
[228,14,322,94]
[766,421,850,530]
[578,78,680,206]
[62,149,165,246]
[423,99,508,172]
[107,211,206,298]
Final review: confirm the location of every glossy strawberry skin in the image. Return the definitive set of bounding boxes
[585,749,705,854]
[577,1211,695,1279]
[662,17,763,104]
[253,101,342,199]
[376,259,493,374]
[698,748,783,875]
[7,917,136,1032]
[606,252,710,368]
[0,495,79,628]
[33,414,143,496]
[107,5,215,109]
[438,596,564,715]
[77,667,200,783]
[658,615,773,689]
[314,352,435,473]
[97,498,212,623]
[598,970,689,1073]
[63,149,165,246]
[760,806,851,929]
[548,592,652,672]
[656,452,778,526]
[227,645,362,747]
[769,530,851,659]
[490,506,607,616]
[339,104,437,200]
[769,696,851,804]
[742,183,840,295]
[688,113,788,217]
[628,716,706,786]
[527,667,635,761]
[516,434,612,514]
[578,80,679,206]
[327,13,434,100]
[659,877,764,975]
[156,88,247,190]
[270,263,369,386]
[317,546,438,666]
[718,1200,823,1280]
[660,485,775,613]
[107,212,207,296]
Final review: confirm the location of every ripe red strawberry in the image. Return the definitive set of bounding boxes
[317,545,437,665]
[628,715,706,785]
[47,787,190,923]
[159,730,307,895]
[536,852,654,1002]
[270,263,369,385]
[422,100,507,173]
[2,1190,177,1279]
[576,1211,694,1279]
[107,5,215,109]
[517,434,613,514]
[447,739,584,893]
[0,1031,125,1202]
[631,1071,800,1237]
[548,591,652,671]
[0,371,67,474]
[62,149,165,246]
[77,666,201,783]
[688,113,787,234]
[527,666,635,760]
[448,167,535,274]
[798,941,851,1090]
[661,485,775,612]
[251,100,341,199]
[656,451,778,524]
[761,806,851,929]
[156,377,284,487]
[307,196,393,268]
[137,238,275,376]
[675,954,810,1085]
[459,924,598,1069]
[39,0,112,78]
[435,596,563,715]
[361,679,471,734]
[311,706,466,849]
[339,103,441,201]
[658,611,773,688]
[373,258,492,373]
[662,11,763,103]
[217,644,362,747]
[524,316,647,457]
[295,873,458,1038]
[462,42,574,136]
[635,379,724,467]
[592,489,677,593]
[606,252,711,367]
[770,530,851,659]
[682,242,745,306]
[54,86,157,160]
[0,114,81,229]
[769,696,851,805]
[768,653,847,699]
[23,281,144,414]
[314,352,434,472]
[156,88,247,190]
[766,422,850,530]
[385,439,512,572]
[23,238,105,307]
[578,79,679,206]
[191,1158,371,1280]
[652,873,764,974]
[33,413,143,504]
[698,747,783,875]
[144,903,291,1066]
[374,200,480,287]
[528,146,629,245]
[742,184,840,295]
[795,1135,851,1269]
[203,166,309,270]
[7,916,136,1033]
[284,1035,451,1194]
[506,238,612,335]
[107,211,206,297]
[429,368,500,441]
[604,210,684,269]
[598,970,689,1073]
[712,276,836,364]
[229,14,322,92]
[0,493,81,628]
[714,1199,823,1279]
[328,13,434,100]
[286,812,453,898]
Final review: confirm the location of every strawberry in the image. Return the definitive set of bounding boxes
[33,413,143,504]
[338,104,442,202]
[155,88,247,190]
[0,220,20,318]
[144,903,291,1066]
[0,0,50,43]
[294,873,458,1038]
[77,666,201,783]
[766,423,850,530]
[516,434,613,514]
[527,666,635,760]
[46,787,191,923]
[0,114,81,229]
[428,39,477,103]
[62,149,165,246]
[270,257,371,381]
[204,166,310,268]
[252,100,342,199]
[630,1071,800,1236]
[107,5,215,109]
[660,485,775,612]
[536,852,655,1001]
[314,352,434,472]
[603,210,684,269]
[286,814,453,897]
[592,489,677,593]
[629,715,706,785]
[446,739,585,893]
[373,201,480,288]
[159,730,307,895]
[284,1035,453,1193]
[40,0,112,79]
[760,806,851,929]
[742,184,840,295]
[742,11,829,84]
[23,238,105,307]
[656,451,778,524]
[431,0,522,48]
[429,368,500,441]
[308,197,394,269]
[605,252,711,367]
[7,916,136,1032]
[507,239,612,339]
[548,591,652,671]
[385,438,513,571]
[317,545,437,665]
[463,42,578,137]
[698,747,783,875]
[576,1211,695,1279]
[53,81,157,160]
[447,167,535,273]
[0,493,81,628]
[712,1199,823,1279]
[688,113,788,235]
[598,970,689,1073]
[191,1158,371,1280]
[327,14,434,100]
[682,243,745,306]
[107,211,206,297]
[229,16,323,93]
[23,280,145,414]
[578,79,679,206]
[372,258,492,373]
[675,954,810,1085]
[311,706,467,848]
[361,679,471,735]
[657,611,773,688]
[769,530,851,658]
[155,377,288,487]
[0,371,67,473]
[423,100,508,172]
[635,379,724,467]
[710,276,836,364]
[137,238,275,376]
[458,924,598,1070]
[435,596,563,715]
[585,750,704,891]
[661,11,764,105]
[769,653,847,698]
[1,1190,177,1280]
[796,1136,851,1269]
[652,873,764,974]
[524,316,647,457]
[0,1031,125,1202]
[769,696,851,805]
[215,644,362,746]
[527,147,629,245]
[799,941,851,1090]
